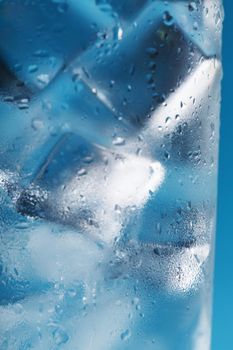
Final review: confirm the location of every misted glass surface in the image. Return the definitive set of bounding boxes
[0,1,223,349]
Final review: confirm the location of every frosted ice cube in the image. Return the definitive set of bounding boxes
[116,241,210,293]
[17,134,165,244]
[1,222,104,286]
[27,223,104,284]
[0,276,136,350]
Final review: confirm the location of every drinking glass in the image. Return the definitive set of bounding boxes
[0,1,223,349]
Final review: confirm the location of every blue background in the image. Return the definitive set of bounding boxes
[212,0,233,348]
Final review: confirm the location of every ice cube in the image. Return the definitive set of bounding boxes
[17,133,165,244]
[0,72,132,183]
[27,223,104,284]
[0,0,117,90]
[1,222,104,289]
[72,1,203,127]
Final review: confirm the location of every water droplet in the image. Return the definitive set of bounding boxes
[121,329,131,341]
[132,297,141,311]
[164,151,170,160]
[34,50,48,58]
[129,64,135,76]
[112,136,125,146]
[156,222,162,234]
[52,0,69,13]
[77,168,87,176]
[109,80,115,88]
[163,11,174,26]
[31,118,44,131]
[193,21,198,30]
[14,63,22,71]
[15,222,30,230]
[127,84,132,92]
[165,116,171,124]
[83,156,93,164]
[97,3,113,13]
[53,328,69,345]
[114,204,122,214]
[17,98,29,110]
[146,47,158,57]
[67,288,77,298]
[146,73,154,84]
[188,2,197,11]
[3,96,14,102]
[28,64,38,73]
[117,27,124,40]
[148,61,157,71]
[37,74,50,86]
[57,3,69,13]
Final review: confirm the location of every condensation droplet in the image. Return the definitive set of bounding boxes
[77,168,87,176]
[17,98,29,110]
[163,11,174,26]
[31,118,44,131]
[146,47,158,57]
[37,74,50,86]
[53,328,69,345]
[112,136,125,146]
[165,116,171,124]
[28,64,38,73]
[121,329,131,341]
[188,2,197,12]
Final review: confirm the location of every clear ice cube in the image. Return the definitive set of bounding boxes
[0,0,117,90]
